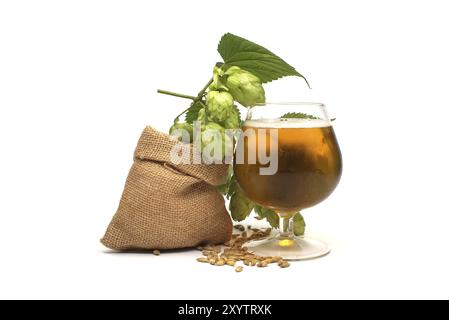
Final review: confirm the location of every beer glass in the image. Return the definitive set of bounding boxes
[234,102,342,260]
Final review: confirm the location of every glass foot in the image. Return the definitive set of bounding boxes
[244,236,331,261]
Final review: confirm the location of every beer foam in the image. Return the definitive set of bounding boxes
[244,118,331,128]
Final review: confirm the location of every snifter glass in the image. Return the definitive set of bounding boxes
[233,102,342,260]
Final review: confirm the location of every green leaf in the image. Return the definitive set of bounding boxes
[232,104,241,122]
[281,112,319,120]
[216,182,227,195]
[293,212,306,236]
[226,175,237,199]
[185,101,204,124]
[217,167,236,199]
[254,205,279,228]
[218,33,309,85]
[229,187,255,222]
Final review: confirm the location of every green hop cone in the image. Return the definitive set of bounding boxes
[209,66,228,91]
[201,122,233,162]
[224,66,266,107]
[199,104,240,129]
[169,121,193,143]
[206,91,234,123]
[222,105,241,129]
[196,108,206,125]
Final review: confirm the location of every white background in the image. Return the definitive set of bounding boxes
[1,0,449,300]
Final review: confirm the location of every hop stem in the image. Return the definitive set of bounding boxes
[156,89,196,100]
[194,78,213,102]
[157,77,213,122]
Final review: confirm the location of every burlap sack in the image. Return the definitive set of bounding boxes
[101,126,233,250]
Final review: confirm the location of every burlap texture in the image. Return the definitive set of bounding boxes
[101,126,232,250]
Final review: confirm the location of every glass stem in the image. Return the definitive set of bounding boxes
[278,214,294,239]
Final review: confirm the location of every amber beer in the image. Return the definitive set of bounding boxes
[234,119,342,212]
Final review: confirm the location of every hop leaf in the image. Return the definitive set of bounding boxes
[218,33,309,85]
[254,205,279,228]
[217,167,235,196]
[185,101,205,124]
[281,112,319,120]
[281,112,336,122]
[293,212,306,236]
[229,186,255,221]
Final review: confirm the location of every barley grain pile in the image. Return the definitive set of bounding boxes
[196,225,290,272]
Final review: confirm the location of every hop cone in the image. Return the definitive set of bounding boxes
[224,66,265,107]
